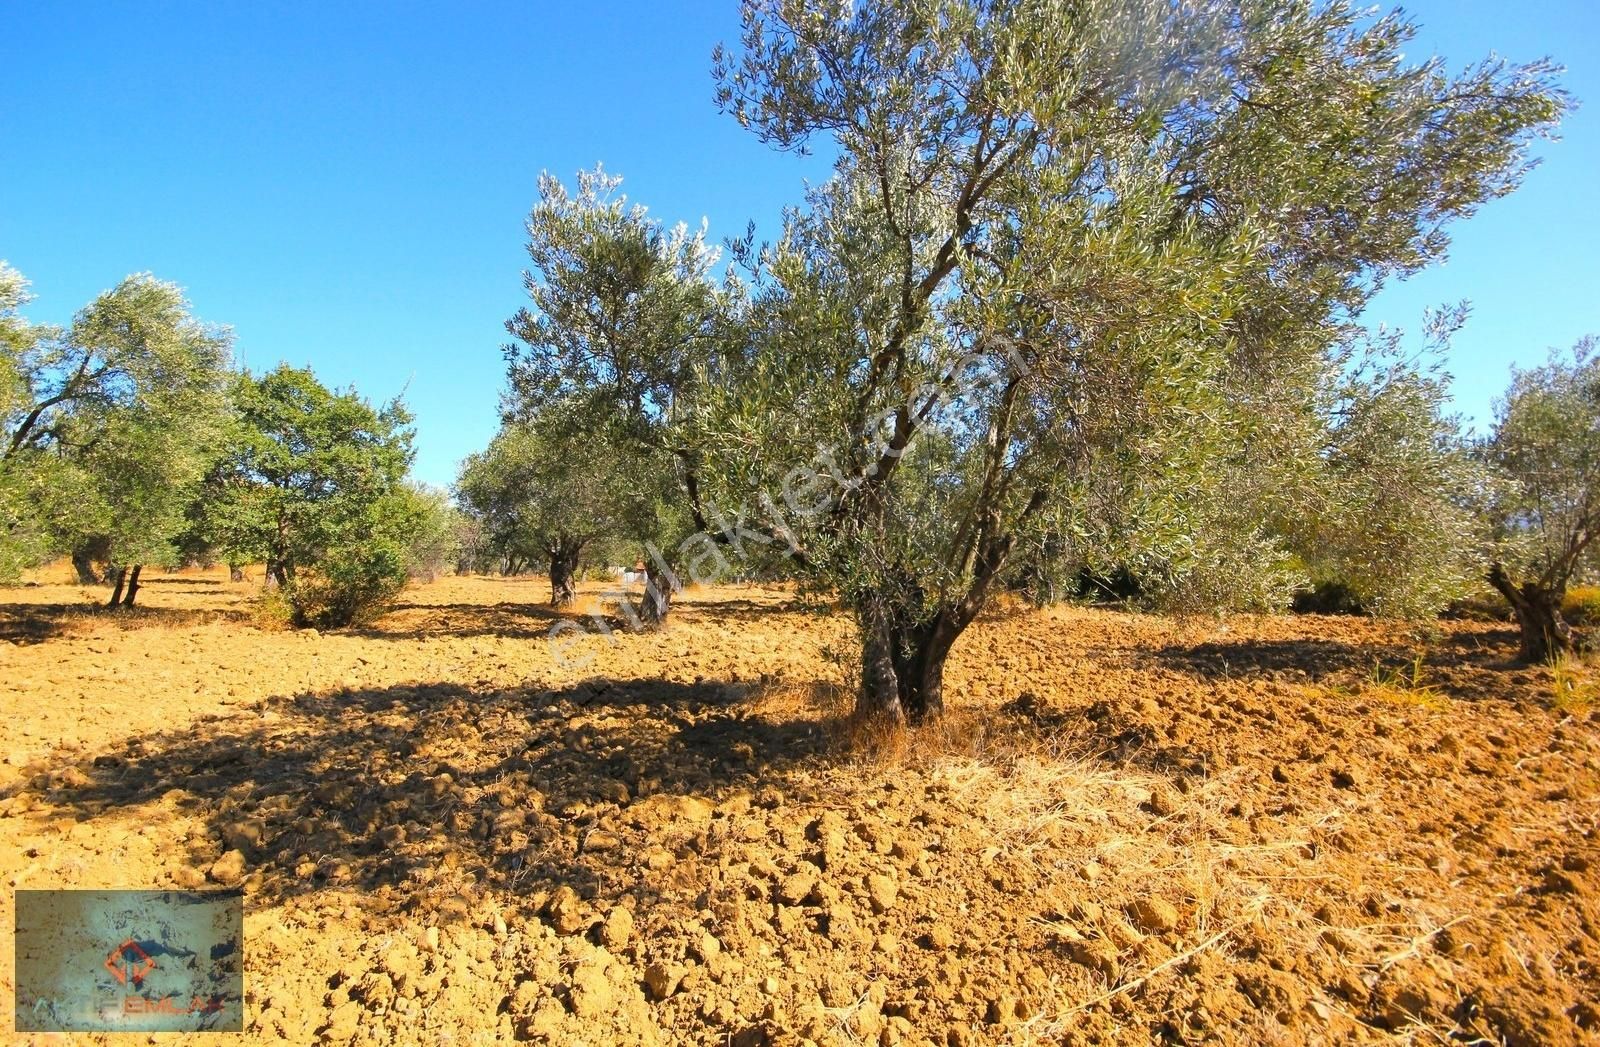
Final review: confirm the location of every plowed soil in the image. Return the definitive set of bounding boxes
[2,568,1597,1046]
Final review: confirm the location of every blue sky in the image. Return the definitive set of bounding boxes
[2,2,1595,488]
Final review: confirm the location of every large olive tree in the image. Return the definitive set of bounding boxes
[686,0,1566,722]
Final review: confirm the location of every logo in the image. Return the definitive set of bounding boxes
[105,939,157,987]
[16,888,244,1032]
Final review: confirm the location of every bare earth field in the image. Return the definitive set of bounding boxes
[1,568,1597,1046]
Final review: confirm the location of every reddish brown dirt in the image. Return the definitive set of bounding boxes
[1,568,1597,1045]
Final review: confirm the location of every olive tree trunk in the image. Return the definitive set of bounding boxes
[858,601,959,724]
[637,562,673,629]
[121,564,142,608]
[1488,562,1577,663]
[71,546,101,585]
[549,542,581,607]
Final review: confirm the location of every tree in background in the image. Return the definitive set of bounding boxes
[690,0,1566,722]
[1279,310,1491,619]
[456,412,658,606]
[402,484,467,583]
[502,166,729,623]
[0,267,233,601]
[1481,338,1599,662]
[207,364,424,628]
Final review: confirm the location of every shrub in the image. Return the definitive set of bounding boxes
[1292,579,1366,616]
[1562,586,1600,627]
[284,551,408,629]
[251,586,295,631]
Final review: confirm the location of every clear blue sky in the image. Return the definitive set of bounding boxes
[2,2,1595,488]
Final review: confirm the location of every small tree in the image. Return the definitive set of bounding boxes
[457,414,656,606]
[208,365,423,628]
[1482,338,1599,662]
[402,484,464,582]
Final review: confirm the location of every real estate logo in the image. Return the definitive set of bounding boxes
[104,938,157,987]
[14,889,244,1033]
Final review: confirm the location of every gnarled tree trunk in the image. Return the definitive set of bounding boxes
[1488,562,1577,664]
[71,545,102,585]
[858,600,960,724]
[548,541,581,607]
[637,562,673,629]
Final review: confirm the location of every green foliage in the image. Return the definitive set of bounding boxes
[457,407,668,574]
[690,0,1565,716]
[1484,338,1600,594]
[504,166,726,440]
[402,484,465,581]
[0,265,233,583]
[1286,313,1491,618]
[208,364,421,628]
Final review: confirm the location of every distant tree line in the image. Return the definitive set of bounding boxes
[0,267,457,627]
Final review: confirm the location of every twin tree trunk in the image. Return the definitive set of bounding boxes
[859,600,960,725]
[1488,563,1578,664]
[106,565,142,609]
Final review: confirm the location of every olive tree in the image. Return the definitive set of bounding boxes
[1276,310,1491,618]
[502,167,729,623]
[0,268,232,600]
[690,0,1565,722]
[1481,338,1599,662]
[456,414,657,606]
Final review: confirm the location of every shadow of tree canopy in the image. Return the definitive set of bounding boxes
[5,676,833,917]
[0,601,251,644]
[357,588,821,643]
[356,600,579,641]
[1143,627,1533,702]
[1144,637,1382,682]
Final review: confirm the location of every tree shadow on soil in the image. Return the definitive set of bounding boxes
[670,595,814,623]
[997,692,1217,779]
[1146,637,1382,681]
[358,600,576,641]
[0,601,250,644]
[361,591,818,642]
[1145,630,1534,702]
[5,676,831,920]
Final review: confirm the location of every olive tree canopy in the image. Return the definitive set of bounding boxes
[678,0,1568,722]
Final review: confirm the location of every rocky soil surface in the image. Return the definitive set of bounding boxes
[2,569,1597,1045]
